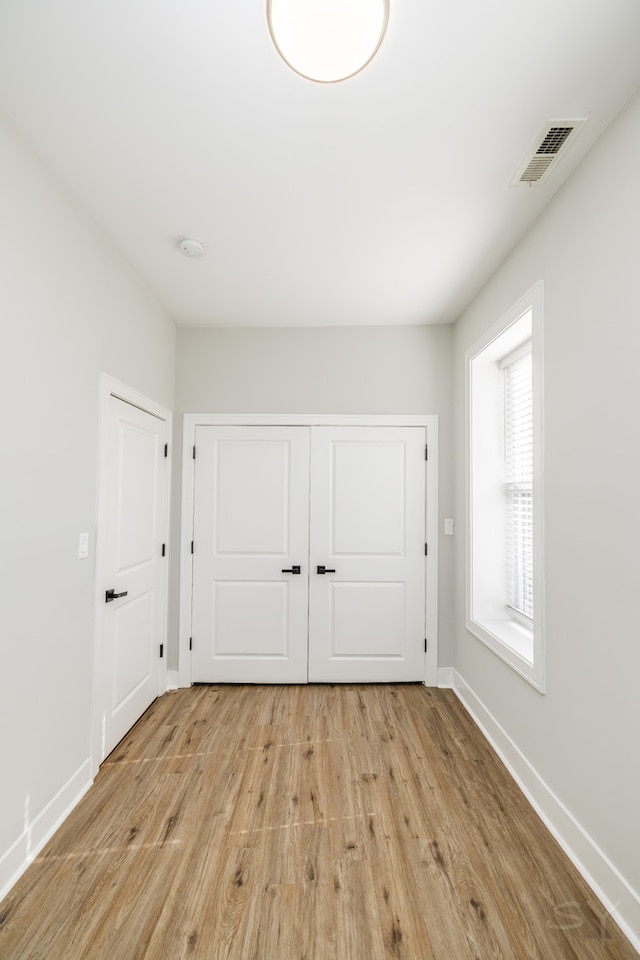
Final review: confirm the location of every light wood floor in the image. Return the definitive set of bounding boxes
[0,684,637,960]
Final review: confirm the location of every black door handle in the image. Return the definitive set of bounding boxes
[281,565,301,575]
[105,588,129,603]
[316,565,336,575]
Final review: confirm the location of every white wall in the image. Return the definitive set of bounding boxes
[0,114,175,896]
[174,324,454,669]
[453,88,640,942]
[176,325,452,416]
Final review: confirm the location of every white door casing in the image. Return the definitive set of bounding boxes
[180,415,438,688]
[308,427,426,682]
[188,419,435,684]
[93,379,170,770]
[191,426,310,683]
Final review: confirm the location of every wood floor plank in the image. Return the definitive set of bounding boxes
[0,685,637,960]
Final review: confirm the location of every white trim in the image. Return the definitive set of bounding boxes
[179,413,439,688]
[92,375,172,777]
[451,670,640,953]
[166,669,180,691]
[499,339,532,369]
[181,413,435,427]
[0,760,92,904]
[465,281,545,691]
[437,666,455,688]
[103,376,173,423]
[424,418,439,687]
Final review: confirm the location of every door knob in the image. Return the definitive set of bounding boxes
[105,588,129,603]
[281,565,301,575]
[316,565,336,575]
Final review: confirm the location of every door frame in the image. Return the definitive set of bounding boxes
[91,374,172,777]
[179,414,438,687]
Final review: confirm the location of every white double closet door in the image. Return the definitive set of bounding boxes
[191,425,426,683]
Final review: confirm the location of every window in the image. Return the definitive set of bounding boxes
[503,344,533,622]
[466,283,544,690]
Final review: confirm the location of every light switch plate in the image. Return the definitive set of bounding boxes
[444,519,454,536]
[78,532,89,559]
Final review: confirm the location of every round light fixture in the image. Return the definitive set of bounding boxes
[178,238,205,258]
[267,0,389,84]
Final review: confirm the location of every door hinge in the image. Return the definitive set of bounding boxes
[190,540,194,554]
[159,644,164,658]
[192,445,196,460]
[424,638,428,653]
[425,444,428,461]
[161,543,166,557]
[164,443,168,458]
[424,543,428,556]
[189,637,193,651]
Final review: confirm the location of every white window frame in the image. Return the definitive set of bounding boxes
[502,341,534,624]
[465,282,545,691]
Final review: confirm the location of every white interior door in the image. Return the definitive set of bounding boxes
[308,427,426,682]
[101,396,168,758]
[191,426,310,683]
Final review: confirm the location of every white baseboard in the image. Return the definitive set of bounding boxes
[0,760,92,904]
[166,669,179,691]
[451,670,640,953]
[437,666,455,688]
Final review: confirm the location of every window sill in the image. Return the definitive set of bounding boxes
[467,615,543,691]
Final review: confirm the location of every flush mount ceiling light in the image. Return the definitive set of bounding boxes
[267,0,389,83]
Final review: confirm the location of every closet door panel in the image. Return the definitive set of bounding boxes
[191,426,310,683]
[308,427,426,682]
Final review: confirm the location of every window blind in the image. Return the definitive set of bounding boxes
[504,347,533,621]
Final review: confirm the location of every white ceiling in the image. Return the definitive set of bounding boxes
[1,1,639,327]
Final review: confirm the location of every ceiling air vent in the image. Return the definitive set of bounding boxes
[511,119,586,186]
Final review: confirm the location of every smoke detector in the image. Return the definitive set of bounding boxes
[511,119,586,186]
[178,238,205,258]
